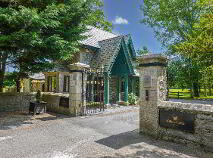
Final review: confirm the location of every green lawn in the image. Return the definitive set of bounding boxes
[169,89,213,100]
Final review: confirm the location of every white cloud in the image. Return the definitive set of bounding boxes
[112,16,129,25]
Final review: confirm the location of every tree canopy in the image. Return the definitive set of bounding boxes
[141,0,213,97]
[175,0,213,66]
[167,57,202,97]
[137,46,149,55]
[141,0,202,48]
[0,0,112,92]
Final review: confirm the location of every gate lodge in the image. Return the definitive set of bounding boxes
[23,27,139,115]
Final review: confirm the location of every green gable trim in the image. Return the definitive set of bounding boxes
[111,46,131,75]
[121,38,135,75]
[109,38,135,76]
[127,37,136,60]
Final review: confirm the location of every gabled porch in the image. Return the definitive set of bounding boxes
[102,37,138,105]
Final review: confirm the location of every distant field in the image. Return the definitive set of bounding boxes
[169,89,213,100]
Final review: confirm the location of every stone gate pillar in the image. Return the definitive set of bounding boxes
[69,63,89,116]
[137,54,167,137]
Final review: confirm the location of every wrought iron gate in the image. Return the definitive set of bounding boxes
[85,69,104,115]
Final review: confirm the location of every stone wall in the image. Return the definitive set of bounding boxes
[0,93,36,112]
[42,92,69,108]
[0,92,69,113]
[158,101,213,152]
[137,54,213,152]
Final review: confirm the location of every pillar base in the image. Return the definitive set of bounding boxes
[117,101,129,106]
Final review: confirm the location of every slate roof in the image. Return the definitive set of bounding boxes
[80,27,137,74]
[42,27,136,75]
[91,36,123,71]
[90,35,135,75]
[80,26,118,48]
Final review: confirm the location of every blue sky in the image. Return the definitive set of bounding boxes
[103,0,163,53]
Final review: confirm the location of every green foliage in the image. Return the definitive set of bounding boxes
[137,46,149,55]
[169,89,213,99]
[141,0,202,49]
[199,66,213,96]
[0,0,112,91]
[141,0,213,97]
[3,72,16,87]
[86,102,101,108]
[128,93,138,105]
[175,0,213,65]
[167,57,202,97]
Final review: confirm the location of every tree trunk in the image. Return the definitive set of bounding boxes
[190,86,193,98]
[16,77,20,92]
[193,83,200,97]
[0,70,4,92]
[204,84,207,97]
[0,52,8,92]
[198,85,201,94]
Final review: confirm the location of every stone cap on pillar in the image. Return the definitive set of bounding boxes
[137,54,168,67]
[69,62,90,71]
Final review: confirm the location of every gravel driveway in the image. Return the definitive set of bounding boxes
[0,106,212,158]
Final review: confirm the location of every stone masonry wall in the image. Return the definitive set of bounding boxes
[0,93,36,112]
[138,54,213,152]
[42,92,69,108]
[0,92,69,112]
[158,101,213,152]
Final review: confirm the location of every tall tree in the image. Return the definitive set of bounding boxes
[200,66,213,96]
[167,57,201,97]
[0,51,8,92]
[141,0,204,96]
[141,0,202,49]
[175,0,213,66]
[0,0,112,92]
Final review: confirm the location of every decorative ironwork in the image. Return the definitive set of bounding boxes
[83,66,105,115]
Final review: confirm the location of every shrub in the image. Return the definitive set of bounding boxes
[86,102,101,108]
[128,93,138,105]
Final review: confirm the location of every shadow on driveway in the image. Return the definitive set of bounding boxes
[0,112,68,130]
[96,130,144,149]
[96,130,213,158]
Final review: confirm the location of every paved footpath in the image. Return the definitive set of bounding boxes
[0,106,212,158]
[170,99,213,105]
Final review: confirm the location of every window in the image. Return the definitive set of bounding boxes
[121,80,124,92]
[47,76,56,92]
[63,76,70,92]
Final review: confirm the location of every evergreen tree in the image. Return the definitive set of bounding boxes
[0,0,112,92]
